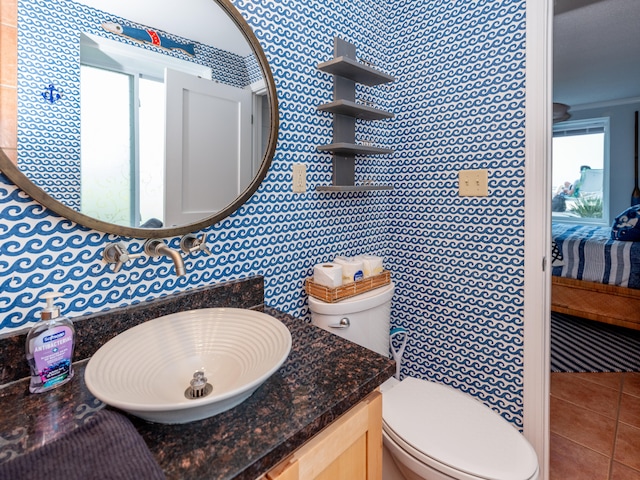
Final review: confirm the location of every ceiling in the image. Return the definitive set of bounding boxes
[77,0,252,56]
[553,0,640,109]
[75,0,639,105]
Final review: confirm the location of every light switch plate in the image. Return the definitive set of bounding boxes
[459,169,489,196]
[292,163,306,193]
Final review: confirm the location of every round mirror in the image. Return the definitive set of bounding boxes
[0,0,278,238]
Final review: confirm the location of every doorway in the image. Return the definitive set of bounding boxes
[547,1,640,478]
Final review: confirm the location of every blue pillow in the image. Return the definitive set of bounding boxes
[611,205,640,241]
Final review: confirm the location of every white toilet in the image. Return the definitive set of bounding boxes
[308,282,539,480]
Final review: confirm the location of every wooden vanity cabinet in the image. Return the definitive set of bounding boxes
[263,389,382,480]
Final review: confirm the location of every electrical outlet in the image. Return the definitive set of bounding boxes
[458,169,489,196]
[292,163,306,193]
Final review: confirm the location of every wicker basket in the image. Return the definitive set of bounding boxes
[305,270,391,303]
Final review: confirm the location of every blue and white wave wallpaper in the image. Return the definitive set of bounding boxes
[0,0,527,427]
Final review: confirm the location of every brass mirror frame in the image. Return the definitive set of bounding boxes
[0,0,278,239]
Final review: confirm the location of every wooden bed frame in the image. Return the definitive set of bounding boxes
[552,276,640,331]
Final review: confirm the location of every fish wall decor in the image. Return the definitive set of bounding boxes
[102,22,195,56]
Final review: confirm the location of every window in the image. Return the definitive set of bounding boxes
[552,117,610,225]
[80,65,164,227]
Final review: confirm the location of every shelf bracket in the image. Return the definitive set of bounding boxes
[333,154,355,186]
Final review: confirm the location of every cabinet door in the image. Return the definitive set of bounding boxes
[266,390,382,480]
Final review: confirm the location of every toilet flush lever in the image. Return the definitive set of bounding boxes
[329,317,350,329]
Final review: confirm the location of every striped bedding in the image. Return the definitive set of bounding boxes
[552,223,640,289]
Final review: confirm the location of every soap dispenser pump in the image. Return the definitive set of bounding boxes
[26,292,76,393]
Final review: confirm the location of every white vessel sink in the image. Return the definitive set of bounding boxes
[85,308,292,424]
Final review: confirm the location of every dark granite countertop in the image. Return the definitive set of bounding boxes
[0,306,395,479]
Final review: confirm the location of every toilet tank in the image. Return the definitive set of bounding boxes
[308,283,394,357]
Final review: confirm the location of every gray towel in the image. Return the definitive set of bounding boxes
[0,409,165,480]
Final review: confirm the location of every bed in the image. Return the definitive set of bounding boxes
[551,223,640,331]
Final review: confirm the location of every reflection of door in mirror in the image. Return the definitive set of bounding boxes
[79,32,257,228]
[164,69,251,227]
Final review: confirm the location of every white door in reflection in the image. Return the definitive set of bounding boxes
[164,69,252,227]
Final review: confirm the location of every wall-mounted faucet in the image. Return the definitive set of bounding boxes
[180,234,212,255]
[144,239,186,277]
[102,242,143,273]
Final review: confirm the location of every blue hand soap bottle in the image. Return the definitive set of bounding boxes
[26,292,75,393]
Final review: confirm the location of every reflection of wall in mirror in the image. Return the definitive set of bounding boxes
[17,0,262,225]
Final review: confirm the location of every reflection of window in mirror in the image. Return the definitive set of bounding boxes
[80,35,204,227]
[80,35,210,228]
[552,118,609,226]
[81,66,165,227]
[79,33,264,228]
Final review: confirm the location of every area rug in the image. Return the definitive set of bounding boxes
[550,312,640,373]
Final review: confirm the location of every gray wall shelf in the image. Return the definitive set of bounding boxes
[317,99,393,121]
[316,37,394,192]
[317,56,395,86]
[317,142,394,155]
[316,185,394,192]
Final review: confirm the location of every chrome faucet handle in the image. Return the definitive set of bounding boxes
[102,242,143,273]
[180,234,212,255]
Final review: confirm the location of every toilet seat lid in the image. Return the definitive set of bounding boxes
[382,377,538,480]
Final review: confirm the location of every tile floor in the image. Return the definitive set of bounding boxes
[550,371,640,479]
